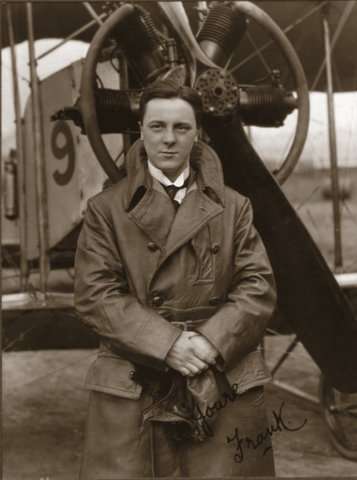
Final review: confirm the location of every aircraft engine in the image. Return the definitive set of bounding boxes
[60,2,295,138]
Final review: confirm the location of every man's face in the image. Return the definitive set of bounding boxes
[140,97,198,182]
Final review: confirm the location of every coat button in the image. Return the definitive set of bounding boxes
[209,296,221,306]
[147,242,158,252]
[211,243,220,254]
[129,370,135,378]
[152,295,163,307]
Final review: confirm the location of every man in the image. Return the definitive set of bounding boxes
[75,80,277,478]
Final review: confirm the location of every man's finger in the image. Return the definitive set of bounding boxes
[186,359,210,374]
[190,335,218,364]
[191,357,209,371]
[190,346,217,365]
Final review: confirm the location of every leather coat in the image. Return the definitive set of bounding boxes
[74,139,277,402]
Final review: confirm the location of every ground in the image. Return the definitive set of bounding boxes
[3,337,357,479]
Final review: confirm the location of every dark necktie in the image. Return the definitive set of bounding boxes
[165,185,181,200]
[164,177,190,209]
[164,185,181,209]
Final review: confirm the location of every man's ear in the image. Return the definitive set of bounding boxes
[138,122,144,140]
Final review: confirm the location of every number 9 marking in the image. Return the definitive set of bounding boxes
[51,121,75,186]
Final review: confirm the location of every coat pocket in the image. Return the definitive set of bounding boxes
[85,353,143,399]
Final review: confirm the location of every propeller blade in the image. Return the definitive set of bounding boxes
[203,114,357,394]
[158,1,217,86]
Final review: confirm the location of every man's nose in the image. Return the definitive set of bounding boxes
[162,128,176,144]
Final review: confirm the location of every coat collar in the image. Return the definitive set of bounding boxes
[123,139,226,210]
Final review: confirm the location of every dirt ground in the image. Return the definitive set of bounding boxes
[3,335,357,479]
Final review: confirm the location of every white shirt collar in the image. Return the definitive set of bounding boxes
[147,160,190,187]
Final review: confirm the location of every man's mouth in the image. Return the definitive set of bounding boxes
[161,151,178,156]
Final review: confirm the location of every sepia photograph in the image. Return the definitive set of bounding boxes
[1,1,357,478]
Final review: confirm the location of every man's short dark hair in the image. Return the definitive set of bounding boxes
[139,80,203,128]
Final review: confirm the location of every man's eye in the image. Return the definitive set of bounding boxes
[177,125,190,132]
[150,125,162,131]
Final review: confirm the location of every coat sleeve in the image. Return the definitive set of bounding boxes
[196,196,277,369]
[74,197,181,371]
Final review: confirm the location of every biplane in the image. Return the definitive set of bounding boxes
[1,0,357,461]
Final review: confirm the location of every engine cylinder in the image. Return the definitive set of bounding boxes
[113,6,169,84]
[197,4,247,66]
[239,85,293,126]
[94,89,140,133]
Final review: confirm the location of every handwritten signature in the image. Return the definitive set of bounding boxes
[192,383,241,437]
[227,401,307,463]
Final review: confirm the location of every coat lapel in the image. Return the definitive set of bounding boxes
[159,190,223,266]
[128,188,176,251]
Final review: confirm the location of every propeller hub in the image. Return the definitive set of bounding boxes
[194,68,239,117]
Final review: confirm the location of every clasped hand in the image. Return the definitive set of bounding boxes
[165,331,219,377]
